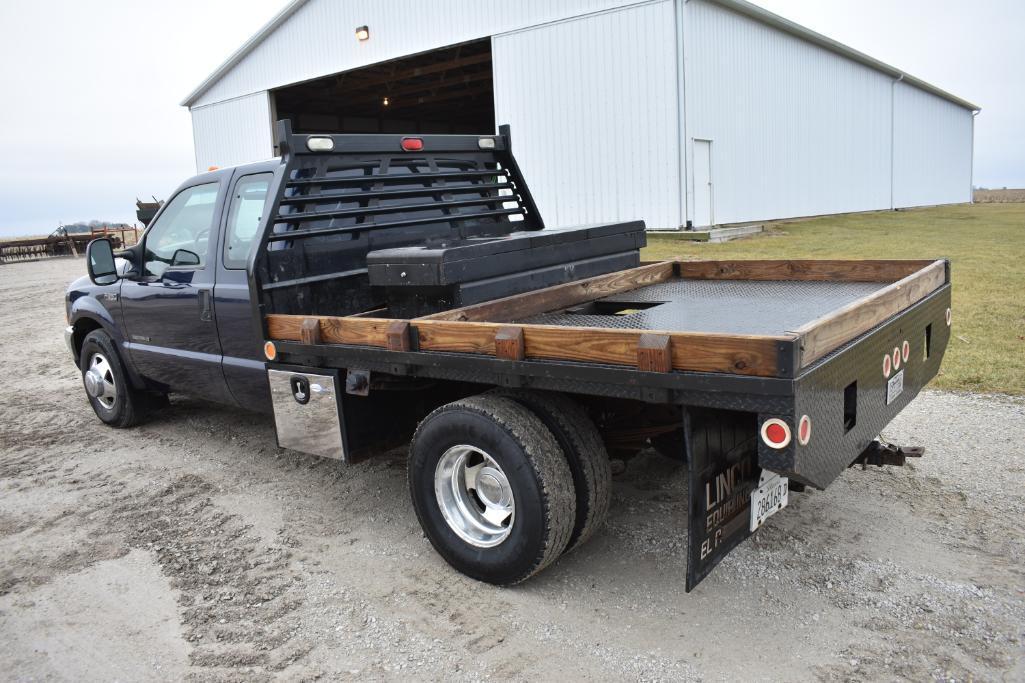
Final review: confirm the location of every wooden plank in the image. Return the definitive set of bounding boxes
[386,321,412,351]
[416,260,676,323]
[637,334,672,373]
[299,318,321,345]
[266,313,788,377]
[494,326,525,360]
[791,260,946,366]
[678,259,937,283]
[267,315,393,349]
[419,321,785,376]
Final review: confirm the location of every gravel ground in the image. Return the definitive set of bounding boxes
[1,257,1023,681]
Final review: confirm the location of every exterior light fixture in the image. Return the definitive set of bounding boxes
[355,25,369,41]
[383,96,390,106]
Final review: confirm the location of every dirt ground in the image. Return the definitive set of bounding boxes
[1,257,1023,682]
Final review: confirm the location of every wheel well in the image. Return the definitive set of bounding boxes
[72,318,103,363]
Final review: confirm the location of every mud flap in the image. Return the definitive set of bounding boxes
[685,409,762,591]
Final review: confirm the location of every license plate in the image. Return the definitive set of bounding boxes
[886,369,904,405]
[749,473,789,531]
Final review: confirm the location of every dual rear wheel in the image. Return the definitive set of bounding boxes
[408,392,611,585]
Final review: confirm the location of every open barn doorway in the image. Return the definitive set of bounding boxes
[271,38,494,141]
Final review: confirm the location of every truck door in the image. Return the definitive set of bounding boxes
[119,178,234,404]
[214,171,274,412]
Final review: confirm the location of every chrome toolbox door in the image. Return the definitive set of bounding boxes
[268,366,346,460]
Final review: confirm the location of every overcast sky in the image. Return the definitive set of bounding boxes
[0,0,1020,237]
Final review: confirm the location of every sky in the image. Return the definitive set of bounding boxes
[0,0,1021,237]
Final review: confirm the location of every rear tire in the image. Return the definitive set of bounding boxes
[492,389,611,553]
[79,329,144,428]
[408,395,575,585]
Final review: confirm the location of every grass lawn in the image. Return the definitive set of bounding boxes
[642,203,1025,395]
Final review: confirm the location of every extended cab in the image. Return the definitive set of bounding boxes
[66,123,951,589]
[66,161,278,416]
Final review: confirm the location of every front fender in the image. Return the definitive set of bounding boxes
[68,297,145,389]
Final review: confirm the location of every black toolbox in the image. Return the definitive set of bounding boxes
[367,221,646,316]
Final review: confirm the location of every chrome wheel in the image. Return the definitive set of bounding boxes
[434,445,515,547]
[84,352,117,410]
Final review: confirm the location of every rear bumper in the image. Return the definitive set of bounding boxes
[685,285,951,589]
[758,284,951,489]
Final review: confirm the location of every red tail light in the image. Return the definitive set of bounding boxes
[883,353,892,378]
[892,347,901,371]
[760,418,792,449]
[401,137,424,151]
[901,340,910,363]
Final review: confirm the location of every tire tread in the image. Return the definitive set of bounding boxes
[492,390,611,552]
[410,395,576,584]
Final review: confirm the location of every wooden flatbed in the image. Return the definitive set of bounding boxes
[266,258,946,379]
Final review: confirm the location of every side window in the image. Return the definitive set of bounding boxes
[143,183,219,278]
[224,173,271,269]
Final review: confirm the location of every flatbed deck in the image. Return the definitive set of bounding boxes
[517,279,888,336]
[265,258,947,379]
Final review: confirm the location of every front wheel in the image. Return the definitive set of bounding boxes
[408,395,576,585]
[79,329,144,428]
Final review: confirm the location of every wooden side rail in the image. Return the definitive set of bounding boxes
[266,314,789,377]
[790,259,946,366]
[677,259,937,283]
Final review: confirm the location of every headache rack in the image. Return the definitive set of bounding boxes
[249,121,545,322]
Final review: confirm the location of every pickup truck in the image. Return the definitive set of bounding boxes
[67,122,951,590]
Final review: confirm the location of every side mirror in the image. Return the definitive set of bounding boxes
[171,248,201,267]
[86,238,119,285]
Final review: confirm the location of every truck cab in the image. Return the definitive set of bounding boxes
[65,160,278,418]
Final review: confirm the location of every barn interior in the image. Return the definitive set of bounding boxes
[271,38,495,138]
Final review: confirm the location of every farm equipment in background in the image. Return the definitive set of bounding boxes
[136,197,163,227]
[0,224,137,263]
[89,224,140,247]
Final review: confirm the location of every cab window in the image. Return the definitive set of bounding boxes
[143,183,219,278]
[224,173,271,269]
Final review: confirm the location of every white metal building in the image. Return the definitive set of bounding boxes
[183,0,979,229]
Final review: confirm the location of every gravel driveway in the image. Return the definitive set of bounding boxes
[1,258,1023,681]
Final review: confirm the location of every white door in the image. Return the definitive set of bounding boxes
[693,139,713,227]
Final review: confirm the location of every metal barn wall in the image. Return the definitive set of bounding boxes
[191,93,273,171]
[493,1,681,230]
[191,0,642,108]
[892,82,973,208]
[684,0,894,226]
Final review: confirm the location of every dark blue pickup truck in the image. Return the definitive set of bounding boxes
[65,122,951,590]
[66,160,278,419]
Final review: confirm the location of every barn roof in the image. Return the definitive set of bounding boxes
[181,0,979,112]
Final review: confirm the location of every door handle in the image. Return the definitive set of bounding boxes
[198,289,213,322]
